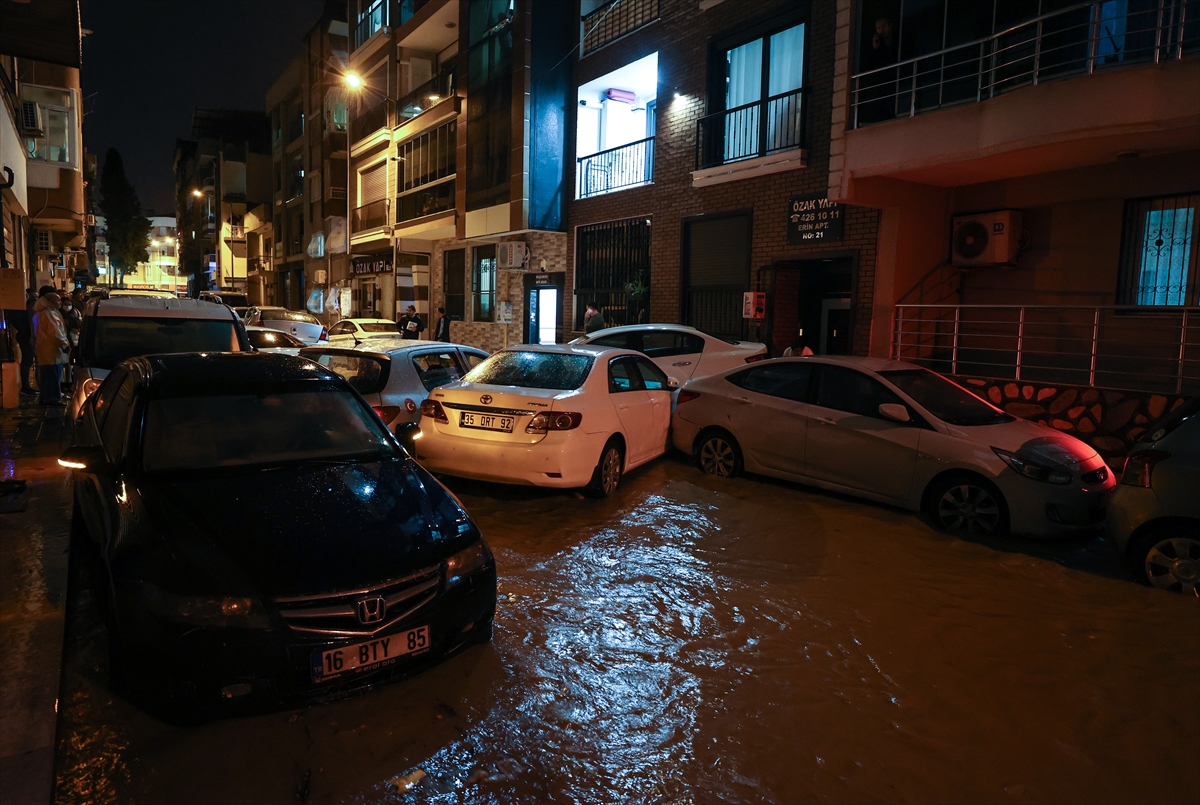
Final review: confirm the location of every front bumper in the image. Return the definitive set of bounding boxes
[118,569,496,713]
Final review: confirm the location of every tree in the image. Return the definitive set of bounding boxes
[99,148,151,284]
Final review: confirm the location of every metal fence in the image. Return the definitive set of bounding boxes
[852,0,1200,128]
[695,88,805,170]
[577,137,654,199]
[894,304,1200,394]
[581,0,660,57]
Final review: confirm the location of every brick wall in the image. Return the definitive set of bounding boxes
[563,0,880,355]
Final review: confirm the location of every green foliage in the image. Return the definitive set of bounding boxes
[99,149,151,277]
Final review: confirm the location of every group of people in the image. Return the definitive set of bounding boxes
[8,286,83,407]
[395,304,452,342]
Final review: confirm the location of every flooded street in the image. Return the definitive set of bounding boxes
[54,455,1199,804]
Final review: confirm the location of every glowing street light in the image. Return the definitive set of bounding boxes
[344,72,364,90]
[192,189,203,198]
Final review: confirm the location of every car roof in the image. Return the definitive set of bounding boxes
[582,323,705,337]
[108,289,176,297]
[502,343,639,358]
[135,353,338,390]
[93,297,237,319]
[779,354,917,373]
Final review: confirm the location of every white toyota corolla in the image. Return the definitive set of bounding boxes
[414,345,676,496]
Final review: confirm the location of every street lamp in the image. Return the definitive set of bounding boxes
[191,189,203,198]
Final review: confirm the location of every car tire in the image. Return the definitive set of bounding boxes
[584,439,624,498]
[695,429,742,478]
[1129,522,1200,595]
[924,473,1009,537]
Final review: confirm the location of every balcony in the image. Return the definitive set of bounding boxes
[354,98,392,143]
[353,199,389,231]
[577,137,654,199]
[852,0,1199,129]
[287,114,304,143]
[396,67,455,125]
[353,0,386,50]
[396,177,454,224]
[695,88,806,170]
[581,0,659,57]
[894,303,1200,395]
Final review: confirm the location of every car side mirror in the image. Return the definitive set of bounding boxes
[667,377,680,390]
[878,403,911,423]
[58,445,110,473]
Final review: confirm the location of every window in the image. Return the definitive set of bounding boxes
[574,217,652,329]
[465,0,514,210]
[473,244,496,322]
[411,351,465,391]
[462,350,488,369]
[634,358,669,390]
[682,212,751,340]
[640,331,703,358]
[444,249,466,321]
[589,333,633,349]
[814,365,903,419]
[728,362,812,402]
[22,86,74,165]
[1118,194,1199,306]
[608,356,644,393]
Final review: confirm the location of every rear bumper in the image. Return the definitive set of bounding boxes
[416,428,605,488]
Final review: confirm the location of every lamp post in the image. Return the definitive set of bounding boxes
[342,71,365,322]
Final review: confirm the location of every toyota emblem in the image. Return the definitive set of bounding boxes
[355,596,386,624]
[480,394,493,405]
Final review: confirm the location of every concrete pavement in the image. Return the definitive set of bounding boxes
[0,401,72,805]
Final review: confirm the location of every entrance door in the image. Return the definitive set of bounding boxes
[523,273,564,344]
[767,258,853,355]
[821,297,851,354]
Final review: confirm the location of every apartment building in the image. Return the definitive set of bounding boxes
[345,0,573,348]
[1,2,88,294]
[94,215,183,292]
[831,0,1199,457]
[264,1,350,312]
[173,109,272,297]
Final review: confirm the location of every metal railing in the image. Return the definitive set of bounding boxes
[353,199,389,231]
[396,177,455,224]
[581,0,660,57]
[852,0,1200,128]
[577,137,654,199]
[685,288,747,342]
[398,119,456,193]
[894,304,1200,394]
[695,88,805,170]
[353,0,385,50]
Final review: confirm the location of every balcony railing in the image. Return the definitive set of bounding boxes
[353,199,389,231]
[398,120,456,193]
[852,0,1200,128]
[695,88,805,170]
[355,98,392,142]
[581,0,660,57]
[577,137,654,199]
[353,0,385,50]
[397,68,456,125]
[396,177,455,224]
[894,304,1200,395]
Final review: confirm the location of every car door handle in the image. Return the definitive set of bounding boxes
[731,396,751,404]
[618,404,629,410]
[672,361,692,366]
[814,416,837,425]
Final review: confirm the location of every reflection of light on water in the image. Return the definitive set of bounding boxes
[366,493,732,803]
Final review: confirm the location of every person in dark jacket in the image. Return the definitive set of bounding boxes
[583,302,606,334]
[4,290,36,395]
[398,305,425,340]
[433,307,450,342]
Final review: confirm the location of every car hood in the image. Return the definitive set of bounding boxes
[140,458,477,598]
[945,418,1100,467]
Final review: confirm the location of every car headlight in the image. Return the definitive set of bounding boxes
[445,540,491,589]
[992,447,1072,484]
[142,583,271,628]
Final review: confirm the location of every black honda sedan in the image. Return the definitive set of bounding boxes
[60,352,496,718]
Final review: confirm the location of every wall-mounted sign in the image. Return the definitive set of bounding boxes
[352,254,393,275]
[742,291,766,320]
[787,194,845,244]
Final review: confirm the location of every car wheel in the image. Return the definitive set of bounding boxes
[585,439,623,498]
[696,429,742,478]
[1130,523,1200,596]
[926,474,1008,536]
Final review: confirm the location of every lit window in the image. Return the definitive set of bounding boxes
[1119,194,1199,306]
[21,86,74,165]
[472,244,496,322]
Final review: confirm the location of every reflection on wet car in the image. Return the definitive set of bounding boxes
[60,352,496,720]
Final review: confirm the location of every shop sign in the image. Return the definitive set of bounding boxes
[787,194,845,244]
[352,254,393,275]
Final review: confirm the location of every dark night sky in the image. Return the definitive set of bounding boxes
[81,0,328,216]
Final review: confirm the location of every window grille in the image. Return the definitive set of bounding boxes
[1118,193,1199,306]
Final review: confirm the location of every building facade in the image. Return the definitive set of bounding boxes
[94,215,183,292]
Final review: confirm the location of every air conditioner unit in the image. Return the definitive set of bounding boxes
[85,214,96,227]
[313,269,328,284]
[951,210,1022,266]
[497,241,528,269]
[20,101,44,137]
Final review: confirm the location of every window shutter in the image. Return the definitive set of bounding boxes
[359,162,387,204]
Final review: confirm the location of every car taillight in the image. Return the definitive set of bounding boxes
[372,405,401,423]
[526,412,582,434]
[745,353,767,364]
[1120,450,1170,488]
[81,378,103,398]
[319,326,329,342]
[421,399,449,424]
[676,390,701,404]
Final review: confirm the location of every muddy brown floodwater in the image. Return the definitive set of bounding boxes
[53,455,1199,804]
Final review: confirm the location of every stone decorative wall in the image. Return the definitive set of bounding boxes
[957,375,1188,460]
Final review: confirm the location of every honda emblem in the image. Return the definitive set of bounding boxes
[355,596,386,624]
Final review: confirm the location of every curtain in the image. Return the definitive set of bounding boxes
[724,39,762,161]
[768,23,805,96]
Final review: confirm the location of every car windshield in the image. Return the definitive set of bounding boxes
[142,388,395,472]
[880,369,1014,426]
[84,317,242,370]
[359,322,400,333]
[464,351,594,390]
[262,310,318,324]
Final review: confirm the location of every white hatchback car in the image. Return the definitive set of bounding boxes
[570,324,767,382]
[415,345,676,496]
[326,318,403,344]
[672,356,1116,538]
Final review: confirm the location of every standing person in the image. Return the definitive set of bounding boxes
[859,17,898,124]
[583,301,606,334]
[399,304,424,340]
[4,290,36,396]
[31,287,69,406]
[433,306,451,342]
[59,294,82,392]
